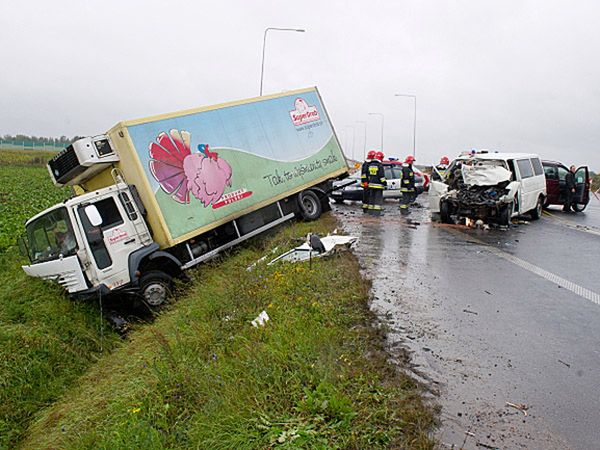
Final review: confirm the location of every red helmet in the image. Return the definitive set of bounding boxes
[375,151,384,161]
[367,150,376,159]
[440,156,449,165]
[405,155,415,164]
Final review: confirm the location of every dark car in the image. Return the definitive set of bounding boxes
[542,161,590,211]
[330,161,428,203]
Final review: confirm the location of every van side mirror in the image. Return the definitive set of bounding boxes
[85,205,103,227]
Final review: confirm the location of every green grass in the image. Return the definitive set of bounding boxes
[0,251,120,449]
[0,157,119,449]
[0,164,72,251]
[22,215,436,449]
[0,149,435,448]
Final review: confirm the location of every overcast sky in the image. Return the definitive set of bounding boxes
[1,0,598,166]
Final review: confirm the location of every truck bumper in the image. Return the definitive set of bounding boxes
[70,283,111,301]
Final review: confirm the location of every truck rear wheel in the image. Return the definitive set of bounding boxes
[139,270,172,307]
[298,190,322,221]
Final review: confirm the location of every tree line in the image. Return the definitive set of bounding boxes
[1,134,85,145]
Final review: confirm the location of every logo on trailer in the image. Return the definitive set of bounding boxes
[289,98,320,126]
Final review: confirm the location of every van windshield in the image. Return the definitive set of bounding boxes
[25,207,78,264]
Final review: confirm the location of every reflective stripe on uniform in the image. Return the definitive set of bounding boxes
[369,184,385,189]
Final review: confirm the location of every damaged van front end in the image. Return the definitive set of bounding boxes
[439,163,519,225]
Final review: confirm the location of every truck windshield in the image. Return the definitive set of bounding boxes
[25,207,78,264]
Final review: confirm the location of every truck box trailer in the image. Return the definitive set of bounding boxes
[22,87,348,305]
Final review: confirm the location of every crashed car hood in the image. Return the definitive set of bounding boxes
[461,165,512,186]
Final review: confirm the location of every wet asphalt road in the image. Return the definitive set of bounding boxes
[332,195,600,450]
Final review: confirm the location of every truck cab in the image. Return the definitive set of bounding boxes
[23,182,153,298]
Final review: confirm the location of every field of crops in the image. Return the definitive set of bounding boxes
[0,152,71,251]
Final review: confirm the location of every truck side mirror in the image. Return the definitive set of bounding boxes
[17,235,29,259]
[85,205,103,227]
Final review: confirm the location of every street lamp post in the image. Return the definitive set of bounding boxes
[260,27,305,96]
[395,94,417,157]
[368,112,384,153]
[356,120,367,160]
[345,125,356,161]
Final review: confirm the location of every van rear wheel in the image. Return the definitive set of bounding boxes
[139,270,172,307]
[530,196,543,220]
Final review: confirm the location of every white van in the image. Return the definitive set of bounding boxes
[429,152,547,225]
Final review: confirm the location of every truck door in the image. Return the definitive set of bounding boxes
[77,195,142,290]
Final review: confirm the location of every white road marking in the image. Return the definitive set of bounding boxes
[483,244,600,307]
[542,211,600,237]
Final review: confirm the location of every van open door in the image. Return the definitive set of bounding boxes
[573,166,590,212]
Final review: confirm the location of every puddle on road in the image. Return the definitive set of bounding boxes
[332,199,570,450]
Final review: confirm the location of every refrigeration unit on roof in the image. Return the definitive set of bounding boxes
[47,135,119,186]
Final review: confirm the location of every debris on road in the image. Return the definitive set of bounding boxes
[251,310,270,328]
[267,234,357,265]
[505,401,529,416]
[558,359,571,368]
[463,309,479,315]
[476,442,500,449]
[246,247,280,271]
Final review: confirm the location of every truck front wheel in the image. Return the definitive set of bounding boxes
[298,190,322,221]
[139,270,172,307]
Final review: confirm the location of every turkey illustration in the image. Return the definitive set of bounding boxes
[149,129,232,207]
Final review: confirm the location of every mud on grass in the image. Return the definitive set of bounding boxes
[22,214,436,449]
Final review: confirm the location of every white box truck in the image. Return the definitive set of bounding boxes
[21,87,348,305]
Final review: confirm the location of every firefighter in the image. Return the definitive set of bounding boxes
[366,151,386,215]
[432,156,449,181]
[399,155,416,215]
[361,150,377,212]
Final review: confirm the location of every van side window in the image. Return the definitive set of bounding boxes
[531,158,544,176]
[557,166,568,181]
[506,160,516,180]
[544,165,558,180]
[94,197,124,230]
[516,159,534,179]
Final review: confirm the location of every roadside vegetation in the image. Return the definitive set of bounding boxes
[1,149,435,449]
[0,150,119,449]
[23,215,435,449]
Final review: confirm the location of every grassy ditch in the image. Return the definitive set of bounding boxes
[0,157,118,449]
[23,214,435,449]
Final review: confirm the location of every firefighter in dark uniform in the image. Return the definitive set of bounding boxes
[400,155,416,215]
[366,151,386,215]
[361,150,377,212]
[432,156,449,181]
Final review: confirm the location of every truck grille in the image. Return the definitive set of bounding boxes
[48,145,86,184]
